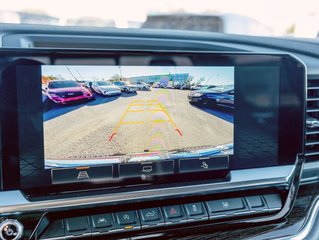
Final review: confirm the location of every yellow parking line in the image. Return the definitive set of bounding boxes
[109,98,182,141]
[127,110,144,112]
[151,119,170,123]
[147,109,163,112]
[111,102,134,133]
[146,103,160,106]
[158,102,178,129]
[131,103,145,106]
[121,121,145,124]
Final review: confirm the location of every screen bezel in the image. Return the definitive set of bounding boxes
[0,49,305,195]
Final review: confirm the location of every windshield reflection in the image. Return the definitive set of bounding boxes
[1,0,318,38]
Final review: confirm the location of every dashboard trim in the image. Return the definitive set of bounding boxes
[275,196,319,240]
[301,161,319,184]
[0,165,295,215]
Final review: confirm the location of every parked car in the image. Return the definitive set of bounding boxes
[91,81,121,96]
[44,80,95,105]
[188,85,234,108]
[134,82,151,90]
[166,83,174,89]
[84,81,93,90]
[202,85,217,90]
[173,83,182,89]
[113,81,137,93]
[180,83,192,90]
[160,82,167,88]
[152,82,160,88]
[190,85,203,90]
[190,84,216,90]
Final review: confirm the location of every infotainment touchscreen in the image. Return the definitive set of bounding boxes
[42,66,234,168]
[0,50,305,192]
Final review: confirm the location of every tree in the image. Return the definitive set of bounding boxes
[42,75,57,85]
[186,75,194,84]
[109,74,123,82]
[183,75,194,86]
[196,77,205,85]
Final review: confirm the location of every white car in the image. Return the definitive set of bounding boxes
[134,82,150,90]
[91,81,121,96]
[113,81,138,93]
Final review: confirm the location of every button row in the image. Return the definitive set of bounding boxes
[40,194,282,239]
[52,157,229,184]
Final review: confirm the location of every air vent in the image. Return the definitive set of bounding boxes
[305,76,319,162]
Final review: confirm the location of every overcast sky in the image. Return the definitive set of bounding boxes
[42,65,234,85]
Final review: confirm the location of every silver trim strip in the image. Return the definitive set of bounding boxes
[301,161,319,184]
[0,165,294,215]
[275,196,319,240]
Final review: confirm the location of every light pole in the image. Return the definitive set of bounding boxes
[118,66,123,80]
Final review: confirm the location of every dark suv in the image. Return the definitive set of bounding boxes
[188,85,234,109]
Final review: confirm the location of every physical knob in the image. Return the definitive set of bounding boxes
[0,220,23,240]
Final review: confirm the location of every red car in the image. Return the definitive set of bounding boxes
[44,80,94,104]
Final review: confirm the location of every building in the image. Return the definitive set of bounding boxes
[129,73,189,87]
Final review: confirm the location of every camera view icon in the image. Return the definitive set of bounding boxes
[142,165,153,173]
[77,171,90,180]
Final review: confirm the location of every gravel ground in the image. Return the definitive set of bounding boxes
[44,89,233,160]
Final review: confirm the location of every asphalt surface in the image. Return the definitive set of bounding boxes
[44,89,233,160]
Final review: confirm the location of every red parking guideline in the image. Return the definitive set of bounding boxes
[108,132,117,141]
[175,129,182,136]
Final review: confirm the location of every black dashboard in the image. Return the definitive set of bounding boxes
[0,24,319,240]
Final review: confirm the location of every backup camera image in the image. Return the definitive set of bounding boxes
[42,66,234,168]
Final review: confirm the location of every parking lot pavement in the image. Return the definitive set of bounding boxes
[44,89,233,160]
[197,107,234,124]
